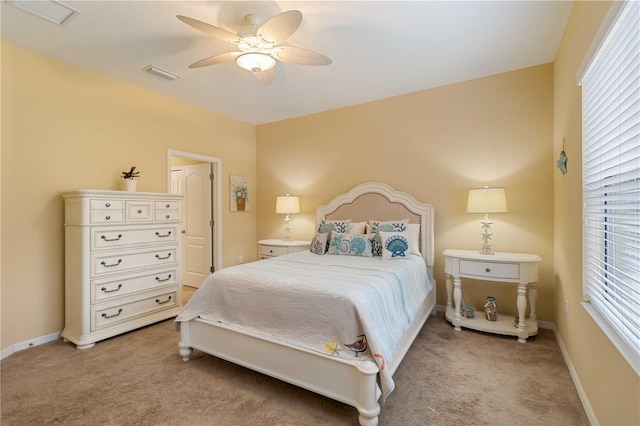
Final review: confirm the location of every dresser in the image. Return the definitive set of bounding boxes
[258,239,311,259]
[443,249,541,343]
[62,190,183,349]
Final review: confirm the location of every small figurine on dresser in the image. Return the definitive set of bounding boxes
[484,296,497,321]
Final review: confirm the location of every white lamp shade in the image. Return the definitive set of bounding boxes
[467,187,508,213]
[276,195,300,214]
[236,52,276,72]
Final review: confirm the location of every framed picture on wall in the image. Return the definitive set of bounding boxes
[230,175,250,212]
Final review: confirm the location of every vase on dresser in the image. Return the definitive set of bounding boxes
[124,179,137,192]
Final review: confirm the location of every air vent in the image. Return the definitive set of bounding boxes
[7,0,79,26]
[143,65,180,81]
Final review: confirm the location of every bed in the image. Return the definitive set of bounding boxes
[175,182,436,426]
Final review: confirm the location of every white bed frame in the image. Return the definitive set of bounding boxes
[178,182,436,426]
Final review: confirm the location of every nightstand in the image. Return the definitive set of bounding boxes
[258,239,311,259]
[443,249,542,343]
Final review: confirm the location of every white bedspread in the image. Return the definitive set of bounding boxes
[175,250,433,397]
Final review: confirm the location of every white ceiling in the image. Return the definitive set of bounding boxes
[1,1,573,125]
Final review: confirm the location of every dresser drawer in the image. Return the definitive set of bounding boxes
[125,200,153,221]
[155,200,180,211]
[459,260,519,280]
[154,211,180,222]
[90,199,124,211]
[92,291,177,330]
[91,246,178,277]
[90,211,124,224]
[92,268,178,303]
[259,245,290,257]
[91,225,179,250]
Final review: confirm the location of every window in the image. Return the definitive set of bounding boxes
[580,0,639,373]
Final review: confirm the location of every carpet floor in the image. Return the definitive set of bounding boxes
[1,313,588,425]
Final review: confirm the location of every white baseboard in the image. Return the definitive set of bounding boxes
[1,331,61,361]
[550,324,598,426]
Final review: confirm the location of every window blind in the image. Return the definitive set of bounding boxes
[581,0,640,365]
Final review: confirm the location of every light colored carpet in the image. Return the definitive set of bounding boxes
[1,313,588,425]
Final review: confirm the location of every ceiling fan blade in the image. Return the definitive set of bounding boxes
[189,51,241,68]
[177,15,241,44]
[257,10,302,43]
[272,46,332,66]
[253,68,275,85]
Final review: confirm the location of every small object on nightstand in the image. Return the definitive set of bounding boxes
[460,299,475,318]
[484,296,497,321]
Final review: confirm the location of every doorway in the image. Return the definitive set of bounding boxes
[167,150,222,290]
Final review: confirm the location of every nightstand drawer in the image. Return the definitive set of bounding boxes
[459,260,519,279]
[259,245,289,257]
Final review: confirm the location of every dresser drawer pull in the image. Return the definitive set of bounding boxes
[155,231,172,238]
[166,215,171,219]
[137,209,143,214]
[101,259,122,268]
[156,296,172,305]
[101,284,123,293]
[101,308,123,319]
[101,234,122,242]
[105,203,111,208]
[165,204,170,208]
[155,253,172,260]
[156,274,172,282]
[105,215,111,221]
[485,268,491,273]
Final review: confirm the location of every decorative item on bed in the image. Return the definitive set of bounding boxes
[176,182,436,426]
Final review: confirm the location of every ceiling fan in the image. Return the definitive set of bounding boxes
[177,10,332,84]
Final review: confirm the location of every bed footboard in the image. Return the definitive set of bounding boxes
[178,318,381,425]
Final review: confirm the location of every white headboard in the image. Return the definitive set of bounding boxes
[315,182,435,267]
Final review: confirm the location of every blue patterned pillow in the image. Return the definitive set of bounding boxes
[368,219,409,256]
[379,231,411,260]
[327,231,373,257]
[317,219,351,235]
[317,219,351,252]
[310,233,328,255]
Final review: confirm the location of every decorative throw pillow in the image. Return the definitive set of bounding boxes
[317,219,351,235]
[317,219,351,252]
[327,231,373,257]
[407,223,422,255]
[368,219,409,256]
[379,231,411,260]
[348,221,367,234]
[310,232,328,255]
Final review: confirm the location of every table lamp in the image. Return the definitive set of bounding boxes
[467,186,508,254]
[276,194,300,241]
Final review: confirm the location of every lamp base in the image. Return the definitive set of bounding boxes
[282,215,292,241]
[479,214,495,254]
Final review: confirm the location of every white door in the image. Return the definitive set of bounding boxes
[171,163,213,288]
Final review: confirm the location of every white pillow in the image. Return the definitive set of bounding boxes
[348,221,366,234]
[407,223,421,255]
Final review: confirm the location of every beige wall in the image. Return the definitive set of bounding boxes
[553,2,639,425]
[1,41,257,350]
[257,64,555,320]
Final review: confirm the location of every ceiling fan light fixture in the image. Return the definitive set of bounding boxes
[236,52,276,73]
